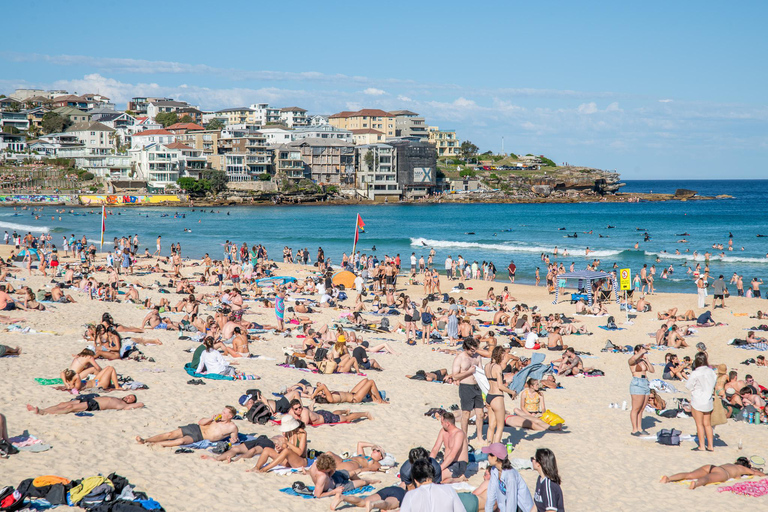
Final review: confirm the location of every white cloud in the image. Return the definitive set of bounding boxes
[659,99,673,103]
[577,102,598,114]
[396,95,413,102]
[363,88,386,96]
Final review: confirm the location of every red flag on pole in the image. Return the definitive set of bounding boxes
[353,214,365,254]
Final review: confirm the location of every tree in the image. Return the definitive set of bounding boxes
[460,141,479,162]
[364,150,374,170]
[179,114,194,124]
[42,112,70,134]
[2,125,20,134]
[459,169,477,178]
[155,112,178,127]
[177,177,211,196]
[200,169,227,194]
[205,119,225,131]
[258,173,272,181]
[539,155,557,167]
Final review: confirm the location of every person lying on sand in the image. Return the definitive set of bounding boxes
[286,399,372,426]
[408,368,449,382]
[661,458,764,489]
[0,345,21,357]
[56,367,120,391]
[201,434,284,464]
[137,406,238,447]
[27,395,143,415]
[245,416,307,472]
[311,378,388,404]
[308,453,379,498]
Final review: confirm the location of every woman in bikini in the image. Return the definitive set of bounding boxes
[57,366,120,392]
[661,457,764,489]
[519,378,545,417]
[311,378,387,405]
[484,346,517,444]
[248,416,307,473]
[628,344,655,436]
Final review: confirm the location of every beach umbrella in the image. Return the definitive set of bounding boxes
[332,270,356,289]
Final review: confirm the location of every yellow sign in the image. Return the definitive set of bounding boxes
[620,268,631,290]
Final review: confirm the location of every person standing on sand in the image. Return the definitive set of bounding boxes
[448,338,485,444]
[508,260,516,283]
[154,235,161,257]
[628,344,654,436]
[274,287,286,332]
[696,274,706,308]
[687,352,716,452]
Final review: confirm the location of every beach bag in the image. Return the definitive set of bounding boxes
[318,360,337,374]
[711,397,727,427]
[656,428,681,446]
[0,486,25,512]
[421,312,433,324]
[245,402,272,425]
[338,291,348,301]
[540,410,565,427]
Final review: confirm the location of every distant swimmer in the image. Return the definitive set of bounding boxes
[636,228,646,231]
[558,227,566,230]
[757,235,767,237]
[465,232,475,235]
[566,233,578,238]
[371,245,377,252]
[729,232,733,238]
[599,234,609,238]
[583,230,593,234]
[678,239,688,243]
[421,241,427,246]
[607,225,615,229]
[676,233,690,236]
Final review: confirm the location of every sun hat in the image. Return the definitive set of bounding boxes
[280,416,302,432]
[481,443,508,460]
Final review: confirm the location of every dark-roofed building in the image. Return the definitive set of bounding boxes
[387,139,438,199]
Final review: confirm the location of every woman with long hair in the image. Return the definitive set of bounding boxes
[248,416,307,472]
[532,448,564,511]
[686,351,717,451]
[484,346,517,444]
[420,299,433,344]
[482,443,534,511]
[628,344,655,436]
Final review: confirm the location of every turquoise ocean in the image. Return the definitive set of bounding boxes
[2,180,768,294]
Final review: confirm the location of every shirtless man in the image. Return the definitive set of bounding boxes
[546,326,567,351]
[201,434,284,464]
[311,378,387,405]
[141,307,179,330]
[429,411,469,483]
[661,458,764,489]
[308,453,379,498]
[286,399,371,426]
[137,406,238,447]
[50,285,76,303]
[0,285,18,311]
[27,395,143,415]
[447,338,485,443]
[554,348,589,376]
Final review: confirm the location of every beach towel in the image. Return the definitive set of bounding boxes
[35,378,64,385]
[183,362,233,380]
[271,418,351,428]
[181,433,249,449]
[598,325,625,331]
[10,433,52,452]
[736,342,768,351]
[474,365,490,395]
[718,478,768,497]
[510,353,547,394]
[279,485,374,499]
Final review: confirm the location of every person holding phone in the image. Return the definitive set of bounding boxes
[628,344,655,436]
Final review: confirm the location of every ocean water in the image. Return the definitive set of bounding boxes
[2,179,768,294]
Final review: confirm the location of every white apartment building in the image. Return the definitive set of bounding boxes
[292,125,352,142]
[129,142,207,189]
[355,143,401,200]
[279,107,308,127]
[131,129,175,149]
[249,103,281,125]
[260,128,292,145]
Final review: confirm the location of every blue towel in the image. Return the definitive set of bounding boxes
[279,485,375,499]
[510,353,547,394]
[184,362,234,380]
[598,325,625,331]
[738,342,768,351]
[182,432,250,449]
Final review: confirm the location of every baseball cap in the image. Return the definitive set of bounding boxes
[481,443,508,460]
[238,394,254,406]
[362,341,369,348]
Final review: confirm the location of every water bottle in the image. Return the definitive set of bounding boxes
[742,410,748,422]
[748,412,753,424]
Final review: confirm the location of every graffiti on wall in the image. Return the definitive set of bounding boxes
[0,195,73,203]
[79,195,181,205]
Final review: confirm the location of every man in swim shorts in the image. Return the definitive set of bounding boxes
[448,338,485,443]
[27,395,143,415]
[309,453,379,498]
[136,406,238,447]
[429,411,469,482]
[330,485,405,511]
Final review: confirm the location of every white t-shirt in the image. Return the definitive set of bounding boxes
[354,276,364,293]
[445,257,452,270]
[400,483,465,512]
[686,366,717,412]
[410,255,417,266]
[320,293,332,304]
[525,332,539,349]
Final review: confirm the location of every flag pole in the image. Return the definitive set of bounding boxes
[100,205,105,250]
[352,212,359,258]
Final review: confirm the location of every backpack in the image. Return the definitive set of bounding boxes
[656,428,681,446]
[421,312,432,324]
[458,283,465,290]
[0,487,25,512]
[314,347,329,362]
[245,402,272,425]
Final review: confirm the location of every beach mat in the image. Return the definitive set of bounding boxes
[184,362,234,380]
[35,378,64,385]
[736,342,768,351]
[279,484,374,499]
[598,326,626,331]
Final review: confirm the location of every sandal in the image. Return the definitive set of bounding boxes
[691,447,702,451]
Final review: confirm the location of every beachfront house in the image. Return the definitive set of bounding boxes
[279,107,309,127]
[131,129,175,149]
[428,126,459,157]
[354,143,401,201]
[329,109,396,138]
[273,138,355,185]
[391,110,429,141]
[129,142,207,189]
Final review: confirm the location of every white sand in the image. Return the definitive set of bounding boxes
[1,252,767,511]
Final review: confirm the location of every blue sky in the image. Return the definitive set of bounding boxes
[2,0,766,179]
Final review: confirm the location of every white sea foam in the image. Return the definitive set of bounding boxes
[410,238,621,257]
[0,221,49,233]
[646,251,768,264]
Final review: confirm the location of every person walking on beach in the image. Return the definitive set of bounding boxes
[154,235,162,257]
[687,352,717,451]
[275,287,286,332]
[448,338,485,444]
[508,260,516,283]
[628,344,654,436]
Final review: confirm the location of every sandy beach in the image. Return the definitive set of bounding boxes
[1,250,767,512]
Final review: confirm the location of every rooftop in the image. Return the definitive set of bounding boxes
[330,108,393,119]
[65,121,115,133]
